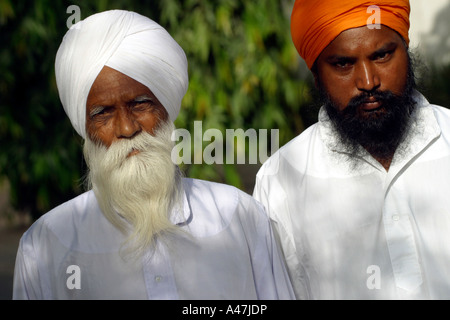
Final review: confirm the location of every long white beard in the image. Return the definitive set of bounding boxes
[83,121,184,257]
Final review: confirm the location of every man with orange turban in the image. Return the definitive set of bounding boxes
[254,0,450,299]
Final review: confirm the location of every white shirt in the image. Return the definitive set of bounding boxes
[253,92,450,299]
[13,178,294,300]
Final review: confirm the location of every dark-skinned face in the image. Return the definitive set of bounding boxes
[314,25,417,165]
[86,66,168,152]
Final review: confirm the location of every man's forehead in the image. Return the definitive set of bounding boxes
[87,66,153,105]
[321,25,404,56]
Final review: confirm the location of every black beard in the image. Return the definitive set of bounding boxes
[320,60,417,163]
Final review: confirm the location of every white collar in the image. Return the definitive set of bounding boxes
[169,185,193,227]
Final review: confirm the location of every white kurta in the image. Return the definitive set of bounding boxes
[13,178,294,300]
[253,92,450,299]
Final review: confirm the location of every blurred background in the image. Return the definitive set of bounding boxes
[1,0,449,299]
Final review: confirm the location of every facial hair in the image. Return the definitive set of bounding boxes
[83,121,184,258]
[320,55,417,164]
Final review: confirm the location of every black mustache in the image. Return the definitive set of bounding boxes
[346,91,396,111]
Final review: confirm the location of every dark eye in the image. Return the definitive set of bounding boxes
[374,49,394,61]
[333,59,353,69]
[335,62,349,68]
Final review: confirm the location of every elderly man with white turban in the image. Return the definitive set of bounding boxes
[12,10,294,300]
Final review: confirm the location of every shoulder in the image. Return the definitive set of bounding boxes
[257,123,319,178]
[183,176,241,195]
[182,177,261,212]
[22,191,93,232]
[28,190,97,232]
[430,104,450,123]
[181,178,268,236]
[18,190,115,252]
[429,104,450,146]
[415,91,450,123]
[416,92,450,138]
[277,124,319,159]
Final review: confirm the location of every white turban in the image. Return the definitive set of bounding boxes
[55,10,189,139]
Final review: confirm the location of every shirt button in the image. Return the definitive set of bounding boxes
[155,276,162,282]
[392,215,400,221]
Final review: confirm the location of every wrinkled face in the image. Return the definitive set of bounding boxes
[86,66,168,148]
[314,25,409,113]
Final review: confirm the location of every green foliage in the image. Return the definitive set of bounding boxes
[0,0,311,220]
[0,0,85,220]
[159,0,311,188]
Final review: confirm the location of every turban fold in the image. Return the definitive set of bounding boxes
[290,0,410,69]
[55,10,188,139]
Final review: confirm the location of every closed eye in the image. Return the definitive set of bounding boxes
[129,95,156,110]
[89,106,112,118]
[130,100,153,106]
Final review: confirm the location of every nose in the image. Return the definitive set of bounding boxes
[355,61,380,93]
[114,108,141,140]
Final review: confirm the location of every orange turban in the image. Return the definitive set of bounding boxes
[291,0,410,69]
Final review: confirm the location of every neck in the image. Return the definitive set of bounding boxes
[374,155,393,171]
[365,147,395,171]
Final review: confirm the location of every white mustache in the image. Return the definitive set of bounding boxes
[88,127,174,172]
